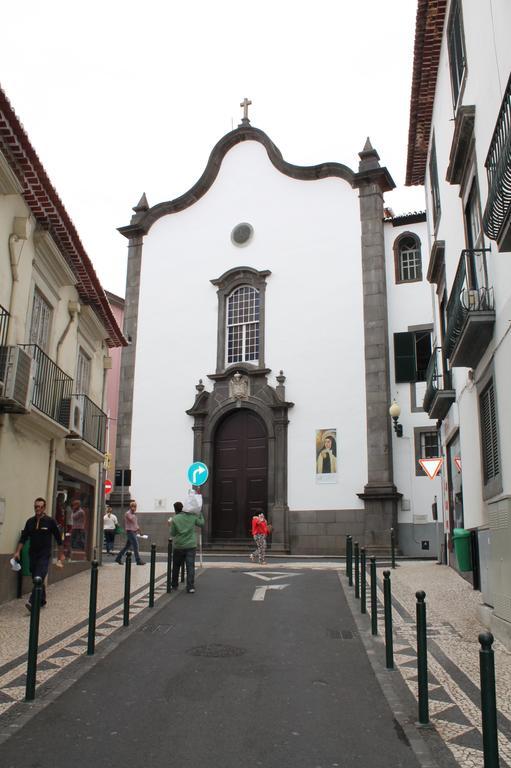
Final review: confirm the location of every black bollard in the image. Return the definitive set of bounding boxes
[166,539,173,593]
[479,632,500,768]
[370,556,378,635]
[354,542,360,598]
[383,570,394,669]
[390,528,396,569]
[149,543,156,607]
[347,536,353,587]
[87,560,99,656]
[416,590,429,724]
[360,548,366,614]
[123,551,132,627]
[25,576,43,701]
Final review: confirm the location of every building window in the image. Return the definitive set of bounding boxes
[394,234,422,283]
[76,348,91,395]
[429,137,441,230]
[394,330,432,383]
[480,379,499,486]
[447,0,467,109]
[211,266,270,373]
[29,290,52,351]
[415,428,439,476]
[226,286,260,364]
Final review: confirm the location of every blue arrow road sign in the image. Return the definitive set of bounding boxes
[187,461,209,486]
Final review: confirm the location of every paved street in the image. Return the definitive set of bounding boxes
[0,559,509,767]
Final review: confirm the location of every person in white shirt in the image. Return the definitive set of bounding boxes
[103,506,118,554]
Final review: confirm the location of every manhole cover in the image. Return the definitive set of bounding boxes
[187,643,246,658]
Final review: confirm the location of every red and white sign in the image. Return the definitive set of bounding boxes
[454,456,462,473]
[418,458,443,480]
[105,479,113,495]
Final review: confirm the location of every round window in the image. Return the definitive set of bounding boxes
[231,222,253,246]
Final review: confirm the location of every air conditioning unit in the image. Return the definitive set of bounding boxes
[68,395,85,437]
[0,346,34,412]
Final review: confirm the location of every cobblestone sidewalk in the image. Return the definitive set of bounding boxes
[375,562,511,768]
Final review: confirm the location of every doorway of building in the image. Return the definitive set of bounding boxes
[212,409,268,540]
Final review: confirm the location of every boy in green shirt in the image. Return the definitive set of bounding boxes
[170,500,204,593]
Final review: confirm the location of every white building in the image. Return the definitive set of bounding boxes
[0,87,125,603]
[116,110,441,556]
[406,0,511,642]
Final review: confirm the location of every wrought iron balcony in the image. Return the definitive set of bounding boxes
[65,393,107,453]
[0,304,9,350]
[423,347,455,420]
[20,344,73,426]
[445,250,495,368]
[483,73,511,251]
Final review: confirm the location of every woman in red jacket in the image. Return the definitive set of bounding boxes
[250,511,269,564]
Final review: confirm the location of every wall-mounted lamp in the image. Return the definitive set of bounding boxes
[389,400,403,437]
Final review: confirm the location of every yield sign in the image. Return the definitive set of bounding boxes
[454,456,462,473]
[419,457,443,479]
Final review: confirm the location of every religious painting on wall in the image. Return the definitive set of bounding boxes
[315,429,338,484]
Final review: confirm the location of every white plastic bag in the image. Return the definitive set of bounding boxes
[183,489,203,514]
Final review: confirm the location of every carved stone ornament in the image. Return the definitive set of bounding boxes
[229,372,249,400]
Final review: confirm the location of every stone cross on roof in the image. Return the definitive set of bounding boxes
[240,97,252,125]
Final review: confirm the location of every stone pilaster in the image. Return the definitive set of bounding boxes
[353,140,401,551]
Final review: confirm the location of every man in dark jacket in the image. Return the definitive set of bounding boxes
[13,497,64,611]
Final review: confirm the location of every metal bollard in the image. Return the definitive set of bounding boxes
[347,535,353,586]
[25,576,43,701]
[87,560,99,656]
[360,548,366,614]
[354,542,360,598]
[479,632,500,768]
[416,590,429,724]
[166,539,173,593]
[390,528,396,569]
[149,543,156,607]
[123,551,132,627]
[383,570,394,669]
[370,556,378,635]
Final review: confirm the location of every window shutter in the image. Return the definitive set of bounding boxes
[480,381,499,483]
[394,332,416,383]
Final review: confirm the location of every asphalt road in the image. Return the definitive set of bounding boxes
[0,567,421,767]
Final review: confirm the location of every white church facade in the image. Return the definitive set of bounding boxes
[114,111,441,556]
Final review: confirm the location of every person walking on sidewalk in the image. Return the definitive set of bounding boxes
[250,511,269,564]
[12,497,65,611]
[115,500,145,566]
[170,499,204,593]
[103,506,118,554]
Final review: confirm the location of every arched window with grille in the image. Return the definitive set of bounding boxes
[394,233,422,283]
[226,285,260,364]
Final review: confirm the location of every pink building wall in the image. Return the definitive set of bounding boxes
[105,291,125,491]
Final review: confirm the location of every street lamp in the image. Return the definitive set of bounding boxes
[389,400,403,437]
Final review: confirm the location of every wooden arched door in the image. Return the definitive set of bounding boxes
[212,409,268,540]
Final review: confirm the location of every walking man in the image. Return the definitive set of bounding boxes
[12,497,65,611]
[115,500,145,565]
[170,499,204,593]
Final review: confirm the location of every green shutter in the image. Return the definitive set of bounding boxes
[394,332,416,383]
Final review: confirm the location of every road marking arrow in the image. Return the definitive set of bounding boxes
[244,572,302,582]
[252,584,289,601]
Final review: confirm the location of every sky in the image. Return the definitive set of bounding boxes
[1,0,425,297]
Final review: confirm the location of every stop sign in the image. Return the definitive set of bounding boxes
[105,479,113,495]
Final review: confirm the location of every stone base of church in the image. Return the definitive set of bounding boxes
[289,509,365,556]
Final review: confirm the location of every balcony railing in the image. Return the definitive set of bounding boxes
[0,305,9,350]
[69,393,107,453]
[445,250,495,368]
[20,344,73,426]
[483,73,511,249]
[423,347,455,420]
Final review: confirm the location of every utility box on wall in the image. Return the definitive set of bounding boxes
[488,497,511,623]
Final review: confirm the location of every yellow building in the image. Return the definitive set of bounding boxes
[0,86,125,603]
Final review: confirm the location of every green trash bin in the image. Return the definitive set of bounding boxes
[453,528,472,572]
